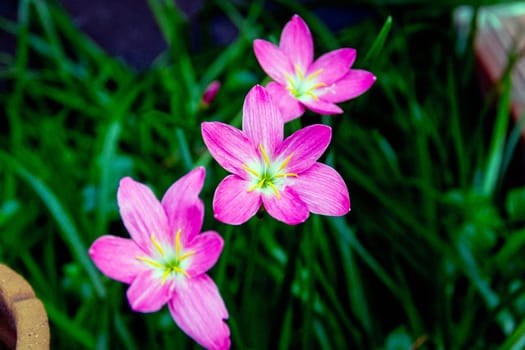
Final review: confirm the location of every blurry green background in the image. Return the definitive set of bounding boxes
[1,0,525,349]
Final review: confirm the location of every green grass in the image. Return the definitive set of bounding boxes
[1,0,525,349]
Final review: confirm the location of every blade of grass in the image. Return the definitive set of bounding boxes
[1,152,106,298]
[363,15,393,64]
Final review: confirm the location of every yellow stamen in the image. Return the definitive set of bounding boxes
[278,153,294,171]
[310,82,327,90]
[136,256,163,268]
[284,72,295,87]
[294,64,305,80]
[161,269,171,284]
[267,182,281,199]
[248,178,265,192]
[173,266,190,278]
[274,173,298,178]
[150,234,165,256]
[178,250,196,261]
[259,144,271,167]
[304,91,320,101]
[175,228,182,257]
[242,164,261,178]
[307,68,324,81]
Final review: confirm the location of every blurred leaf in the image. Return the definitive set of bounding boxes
[506,187,525,222]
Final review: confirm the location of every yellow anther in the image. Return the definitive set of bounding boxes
[310,82,327,90]
[242,164,261,178]
[173,266,191,278]
[304,91,320,101]
[259,144,271,167]
[178,250,196,261]
[150,234,165,256]
[278,153,294,171]
[248,178,265,192]
[274,173,298,178]
[307,68,324,81]
[175,229,182,257]
[136,256,163,269]
[294,64,305,80]
[267,182,281,199]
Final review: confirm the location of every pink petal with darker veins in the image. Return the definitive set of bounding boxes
[89,235,148,284]
[242,85,284,155]
[126,269,174,313]
[279,14,313,72]
[262,186,309,225]
[201,122,257,179]
[318,69,376,103]
[308,48,356,85]
[300,98,343,115]
[293,162,350,216]
[266,82,305,122]
[276,124,331,174]
[185,230,224,277]
[212,175,262,225]
[117,177,169,255]
[161,167,206,245]
[253,39,294,85]
[169,275,230,350]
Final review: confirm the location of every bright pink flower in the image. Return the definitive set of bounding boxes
[89,167,230,350]
[201,85,350,225]
[202,80,221,107]
[254,14,376,122]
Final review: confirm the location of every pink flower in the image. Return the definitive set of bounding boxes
[89,167,230,350]
[202,80,221,108]
[201,85,350,225]
[254,14,376,122]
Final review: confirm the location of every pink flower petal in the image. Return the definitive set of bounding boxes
[300,98,343,115]
[89,235,148,284]
[242,85,284,156]
[161,167,205,245]
[213,175,262,225]
[169,275,230,350]
[266,82,305,122]
[308,48,356,85]
[276,124,331,173]
[186,230,224,277]
[293,163,350,216]
[118,177,168,254]
[262,186,309,225]
[127,269,174,313]
[201,122,258,178]
[253,39,294,85]
[279,15,313,73]
[318,69,376,103]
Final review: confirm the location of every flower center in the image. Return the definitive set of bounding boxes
[285,65,326,101]
[242,144,298,199]
[136,229,195,284]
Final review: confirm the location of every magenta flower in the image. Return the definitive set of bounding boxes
[89,167,230,350]
[201,85,350,225]
[202,80,221,108]
[254,14,376,122]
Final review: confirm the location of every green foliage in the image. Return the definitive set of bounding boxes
[1,0,524,349]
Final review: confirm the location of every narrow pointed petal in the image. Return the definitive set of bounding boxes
[266,82,305,122]
[213,175,261,225]
[300,98,343,115]
[186,231,224,277]
[308,48,356,85]
[201,122,258,178]
[253,39,294,85]
[118,177,168,254]
[279,14,313,72]
[89,235,148,284]
[262,187,309,225]
[318,70,376,103]
[127,269,173,313]
[242,85,284,155]
[293,163,350,215]
[169,275,230,350]
[161,167,205,245]
[276,124,331,173]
